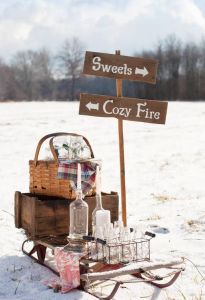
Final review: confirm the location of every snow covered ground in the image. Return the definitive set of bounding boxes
[0,101,205,299]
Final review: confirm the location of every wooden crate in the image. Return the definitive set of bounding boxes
[14,191,119,239]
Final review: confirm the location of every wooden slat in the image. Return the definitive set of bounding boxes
[35,199,70,217]
[79,93,168,125]
[15,192,119,238]
[83,51,158,83]
[14,191,22,228]
[35,216,69,236]
[116,49,127,227]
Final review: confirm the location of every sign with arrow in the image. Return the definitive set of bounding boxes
[80,49,168,226]
[80,93,168,125]
[86,102,99,111]
[83,51,158,84]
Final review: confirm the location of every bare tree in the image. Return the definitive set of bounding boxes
[12,50,34,100]
[31,49,54,99]
[57,37,84,101]
[198,39,205,99]
[155,41,166,99]
[11,49,53,100]
[182,43,199,100]
[0,59,20,100]
[163,35,182,100]
[2,34,205,102]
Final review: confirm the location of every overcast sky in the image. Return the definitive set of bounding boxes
[0,0,205,61]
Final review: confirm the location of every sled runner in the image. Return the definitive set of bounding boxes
[21,237,184,299]
[80,259,184,299]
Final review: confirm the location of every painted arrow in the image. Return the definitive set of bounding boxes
[135,66,149,77]
[86,102,99,111]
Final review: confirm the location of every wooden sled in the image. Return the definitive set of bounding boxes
[22,238,185,299]
[22,236,68,276]
[80,259,184,299]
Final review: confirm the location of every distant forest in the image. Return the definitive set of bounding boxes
[1,35,205,102]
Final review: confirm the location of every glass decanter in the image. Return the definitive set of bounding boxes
[69,188,88,240]
[68,163,88,240]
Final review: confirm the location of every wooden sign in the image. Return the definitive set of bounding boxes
[80,93,168,125]
[82,51,158,84]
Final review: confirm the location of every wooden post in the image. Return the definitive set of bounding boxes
[115,50,127,226]
[14,191,22,228]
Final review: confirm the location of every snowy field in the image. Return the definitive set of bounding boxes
[0,101,205,299]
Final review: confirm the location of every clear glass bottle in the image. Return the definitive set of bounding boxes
[92,192,103,237]
[92,165,103,236]
[69,189,88,240]
[92,165,111,238]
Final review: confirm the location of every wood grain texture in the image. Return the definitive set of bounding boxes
[14,191,22,228]
[80,93,168,125]
[115,51,127,227]
[14,192,119,238]
[83,51,158,84]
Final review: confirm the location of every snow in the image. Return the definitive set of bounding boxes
[0,101,205,299]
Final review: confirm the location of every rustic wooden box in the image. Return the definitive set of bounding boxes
[14,191,119,239]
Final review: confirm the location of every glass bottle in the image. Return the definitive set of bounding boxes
[92,165,103,235]
[92,165,110,237]
[69,189,88,240]
[68,163,88,240]
[92,192,103,237]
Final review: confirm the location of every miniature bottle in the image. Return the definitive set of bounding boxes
[69,163,88,240]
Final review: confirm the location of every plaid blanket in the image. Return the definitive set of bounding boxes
[57,160,97,195]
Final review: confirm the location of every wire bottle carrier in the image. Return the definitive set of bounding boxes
[83,231,155,265]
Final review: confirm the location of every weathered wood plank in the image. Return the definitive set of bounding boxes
[83,51,158,84]
[14,192,119,238]
[14,191,22,228]
[80,93,168,125]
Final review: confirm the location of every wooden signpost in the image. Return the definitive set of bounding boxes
[83,51,158,84]
[79,93,168,125]
[80,50,168,226]
[115,50,126,227]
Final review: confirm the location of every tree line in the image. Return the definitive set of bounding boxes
[0,35,205,102]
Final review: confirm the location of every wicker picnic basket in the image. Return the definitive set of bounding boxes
[29,132,95,199]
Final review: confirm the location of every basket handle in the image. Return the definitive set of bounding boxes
[49,133,94,164]
[33,132,94,166]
